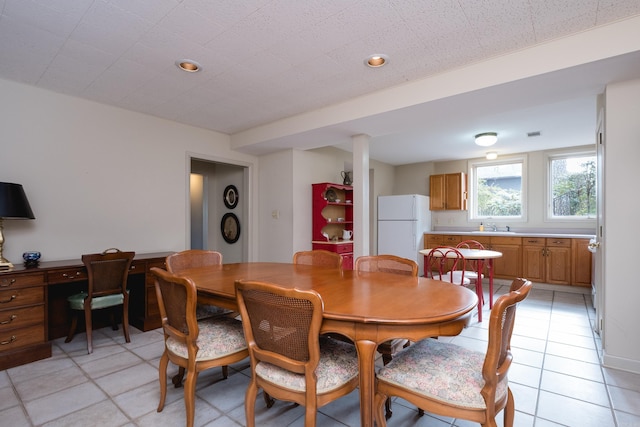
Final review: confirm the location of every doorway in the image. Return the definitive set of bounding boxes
[190,158,248,263]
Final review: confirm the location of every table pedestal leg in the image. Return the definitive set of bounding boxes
[355,339,378,427]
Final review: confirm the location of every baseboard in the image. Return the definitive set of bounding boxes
[602,350,640,375]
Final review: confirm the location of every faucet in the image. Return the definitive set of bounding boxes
[487,223,497,232]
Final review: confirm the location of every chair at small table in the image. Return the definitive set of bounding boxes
[456,240,488,322]
[65,248,135,354]
[354,254,418,419]
[235,279,359,427]
[373,278,532,427]
[424,246,470,286]
[151,267,248,427]
[293,249,342,269]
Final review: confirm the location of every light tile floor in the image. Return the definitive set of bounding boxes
[2,282,640,426]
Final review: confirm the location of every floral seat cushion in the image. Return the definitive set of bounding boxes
[376,338,507,409]
[166,316,247,361]
[255,336,358,393]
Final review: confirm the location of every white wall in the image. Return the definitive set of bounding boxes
[0,79,258,263]
[602,78,640,373]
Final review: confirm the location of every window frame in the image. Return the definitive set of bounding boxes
[545,150,596,221]
[468,155,528,222]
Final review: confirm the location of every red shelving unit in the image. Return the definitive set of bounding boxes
[311,183,353,269]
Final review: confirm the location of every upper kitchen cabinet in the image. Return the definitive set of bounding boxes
[429,172,467,210]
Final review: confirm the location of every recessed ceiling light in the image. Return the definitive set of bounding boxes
[175,59,201,72]
[365,54,389,68]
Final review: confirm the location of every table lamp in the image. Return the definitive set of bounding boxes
[0,182,35,270]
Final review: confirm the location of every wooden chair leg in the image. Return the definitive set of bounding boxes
[84,307,93,354]
[172,367,185,388]
[65,312,78,343]
[157,352,169,412]
[121,303,130,343]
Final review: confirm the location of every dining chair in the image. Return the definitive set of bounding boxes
[456,240,488,322]
[166,249,232,319]
[150,267,248,427]
[65,248,135,354]
[354,254,418,418]
[424,246,470,286]
[292,249,342,269]
[165,249,237,388]
[373,278,532,427]
[235,279,359,427]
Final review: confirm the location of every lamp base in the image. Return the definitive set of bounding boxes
[0,257,14,271]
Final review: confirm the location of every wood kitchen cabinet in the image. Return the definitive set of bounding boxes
[571,238,592,287]
[312,183,353,269]
[522,237,571,285]
[487,237,522,280]
[429,172,467,211]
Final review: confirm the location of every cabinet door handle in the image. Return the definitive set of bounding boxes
[0,336,17,345]
[0,295,17,304]
[0,279,16,288]
[0,315,17,325]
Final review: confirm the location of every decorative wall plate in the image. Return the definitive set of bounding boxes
[223,185,239,209]
[221,212,240,243]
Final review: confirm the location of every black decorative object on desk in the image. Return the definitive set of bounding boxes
[23,251,41,267]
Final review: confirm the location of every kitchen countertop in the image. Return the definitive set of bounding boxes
[425,230,595,239]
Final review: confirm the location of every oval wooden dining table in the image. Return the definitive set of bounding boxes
[176,262,478,427]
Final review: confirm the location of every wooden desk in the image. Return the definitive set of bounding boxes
[0,252,172,370]
[177,262,478,427]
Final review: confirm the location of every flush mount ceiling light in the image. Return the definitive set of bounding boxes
[175,59,201,72]
[475,132,498,146]
[486,151,498,160]
[365,54,389,68]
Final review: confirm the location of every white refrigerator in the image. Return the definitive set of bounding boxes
[377,195,431,275]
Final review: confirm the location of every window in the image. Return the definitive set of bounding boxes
[549,153,596,219]
[470,157,526,220]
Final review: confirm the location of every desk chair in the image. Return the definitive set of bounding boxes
[354,254,418,419]
[65,248,135,354]
[293,250,342,269]
[235,280,359,427]
[151,268,248,427]
[374,278,532,427]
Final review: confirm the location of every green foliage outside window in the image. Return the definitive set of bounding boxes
[551,157,596,217]
[477,179,522,216]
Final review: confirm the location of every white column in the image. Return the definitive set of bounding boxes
[352,134,370,260]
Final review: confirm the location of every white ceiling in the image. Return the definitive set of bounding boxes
[2,0,640,165]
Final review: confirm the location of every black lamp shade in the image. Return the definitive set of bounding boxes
[0,182,35,219]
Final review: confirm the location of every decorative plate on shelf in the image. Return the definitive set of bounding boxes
[325,188,337,202]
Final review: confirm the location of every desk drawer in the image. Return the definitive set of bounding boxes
[48,268,88,284]
[0,287,45,309]
[0,273,45,289]
[0,305,45,331]
[0,324,46,351]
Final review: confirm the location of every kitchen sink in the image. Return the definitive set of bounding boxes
[471,231,516,234]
